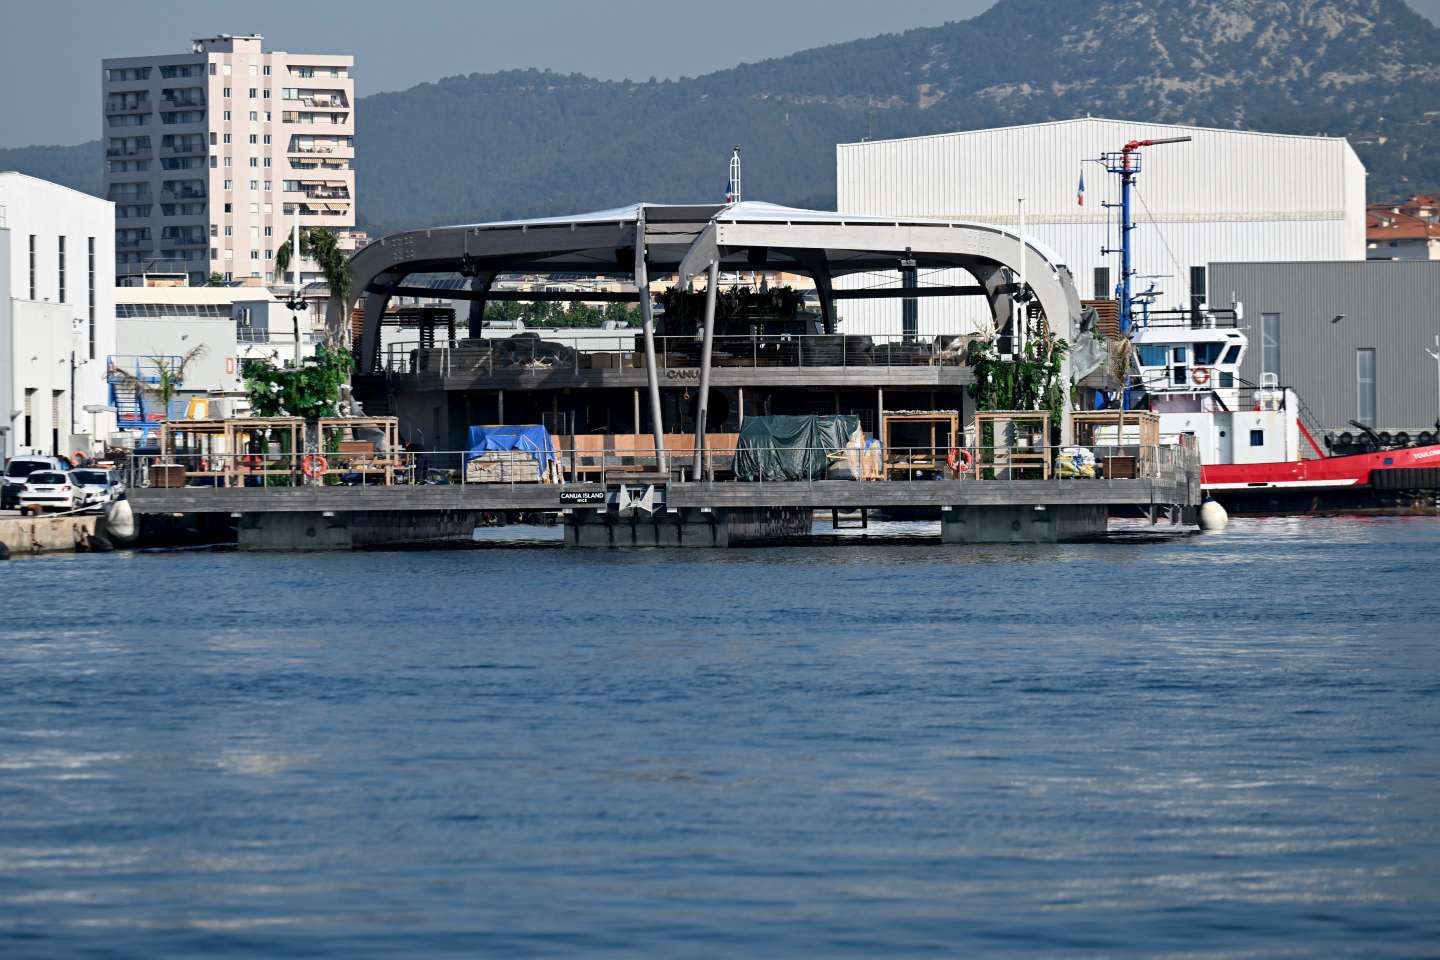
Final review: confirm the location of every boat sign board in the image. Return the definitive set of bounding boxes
[559,490,607,505]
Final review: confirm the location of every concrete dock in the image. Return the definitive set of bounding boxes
[126,464,1200,550]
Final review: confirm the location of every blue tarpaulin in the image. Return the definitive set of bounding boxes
[465,425,556,479]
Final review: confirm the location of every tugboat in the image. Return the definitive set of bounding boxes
[1127,309,1440,514]
[1095,135,1440,514]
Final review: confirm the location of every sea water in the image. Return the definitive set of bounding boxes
[1,517,1438,957]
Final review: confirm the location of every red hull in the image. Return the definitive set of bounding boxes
[1202,444,1440,490]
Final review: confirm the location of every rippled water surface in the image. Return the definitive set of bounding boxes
[2,517,1439,957]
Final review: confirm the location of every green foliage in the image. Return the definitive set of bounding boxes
[275,227,351,305]
[966,332,1070,441]
[482,300,639,329]
[242,345,353,421]
[207,272,225,287]
[109,346,207,420]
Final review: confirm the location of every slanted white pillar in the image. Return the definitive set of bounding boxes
[633,214,667,472]
[692,259,719,477]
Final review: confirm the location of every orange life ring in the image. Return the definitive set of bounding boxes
[301,453,328,479]
[946,447,973,477]
[1192,366,1211,386]
[71,450,87,464]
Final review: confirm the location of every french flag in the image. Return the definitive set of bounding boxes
[1077,169,1086,207]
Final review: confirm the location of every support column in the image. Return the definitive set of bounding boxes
[633,216,667,473]
[692,259,719,477]
[466,270,498,339]
[814,267,836,334]
[360,289,391,374]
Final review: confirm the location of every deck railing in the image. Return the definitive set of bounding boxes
[380,333,977,377]
[119,443,1191,490]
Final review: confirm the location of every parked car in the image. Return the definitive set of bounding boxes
[3,455,74,509]
[16,470,89,514]
[71,468,125,508]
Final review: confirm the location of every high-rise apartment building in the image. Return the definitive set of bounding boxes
[102,34,355,287]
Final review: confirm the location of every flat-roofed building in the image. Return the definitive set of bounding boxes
[0,172,116,460]
[102,34,356,288]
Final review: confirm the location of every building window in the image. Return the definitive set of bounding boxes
[209,131,217,145]
[263,134,271,144]
[57,237,66,302]
[264,226,273,237]
[87,237,96,359]
[28,235,36,299]
[1249,429,1264,447]
[210,156,218,168]
[1262,313,1280,382]
[1093,266,1110,300]
[223,110,231,121]
[223,87,231,98]
[1189,266,1206,312]
[224,226,233,236]
[248,134,258,144]
[263,65,271,76]
[224,202,232,213]
[23,389,35,447]
[249,157,258,167]
[209,63,217,76]
[248,87,257,99]
[1356,348,1377,427]
[223,133,232,144]
[249,111,258,121]
[251,250,260,260]
[249,179,259,190]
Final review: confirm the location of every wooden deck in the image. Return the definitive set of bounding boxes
[128,475,1197,516]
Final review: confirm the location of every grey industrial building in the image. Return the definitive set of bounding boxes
[1208,261,1440,436]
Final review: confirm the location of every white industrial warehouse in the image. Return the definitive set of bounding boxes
[834,117,1367,335]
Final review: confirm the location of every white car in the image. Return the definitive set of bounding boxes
[71,468,125,508]
[17,470,91,514]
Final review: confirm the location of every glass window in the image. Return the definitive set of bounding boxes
[1194,343,1223,364]
[1093,266,1111,300]
[1221,344,1241,365]
[1189,266,1206,310]
[1262,313,1280,380]
[1250,429,1265,447]
[1137,345,1168,367]
[1171,347,1187,363]
[1356,348,1376,427]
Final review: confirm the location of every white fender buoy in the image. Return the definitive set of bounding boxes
[104,498,138,542]
[1198,498,1229,532]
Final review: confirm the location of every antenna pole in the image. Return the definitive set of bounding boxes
[729,146,742,205]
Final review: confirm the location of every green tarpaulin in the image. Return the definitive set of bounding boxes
[733,415,861,481]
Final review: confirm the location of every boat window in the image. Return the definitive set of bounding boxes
[1193,343,1223,364]
[1137,345,1168,367]
[1221,344,1242,365]
[1250,430,1265,447]
[1174,366,1188,385]
[1172,347,1188,363]
[1219,372,1234,388]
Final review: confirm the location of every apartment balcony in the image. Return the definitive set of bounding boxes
[106,100,152,115]
[160,96,207,109]
[108,191,153,204]
[160,142,207,156]
[161,188,207,201]
[106,147,149,158]
[116,237,153,250]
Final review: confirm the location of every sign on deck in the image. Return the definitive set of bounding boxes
[559,490,607,506]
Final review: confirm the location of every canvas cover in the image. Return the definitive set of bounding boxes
[733,415,861,481]
[465,425,556,479]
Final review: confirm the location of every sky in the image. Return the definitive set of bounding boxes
[2,0,1438,149]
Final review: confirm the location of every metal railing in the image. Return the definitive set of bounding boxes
[381,332,976,377]
[118,443,1191,491]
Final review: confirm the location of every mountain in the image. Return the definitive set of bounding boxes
[5,0,1439,232]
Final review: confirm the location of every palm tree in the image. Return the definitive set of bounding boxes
[110,345,209,422]
[274,227,352,343]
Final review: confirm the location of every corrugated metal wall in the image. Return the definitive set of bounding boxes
[1208,261,1440,433]
[835,118,1366,337]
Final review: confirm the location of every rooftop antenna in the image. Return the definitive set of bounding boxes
[727,145,742,205]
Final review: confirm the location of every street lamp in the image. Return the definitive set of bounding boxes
[83,404,116,456]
